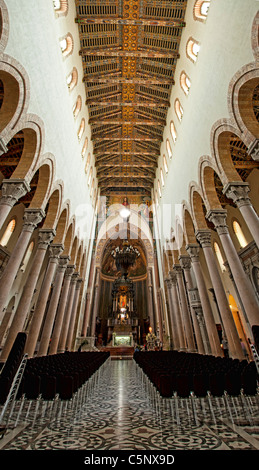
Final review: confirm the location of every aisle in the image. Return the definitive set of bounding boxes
[0,359,259,450]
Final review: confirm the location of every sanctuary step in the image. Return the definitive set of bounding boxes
[101,346,134,359]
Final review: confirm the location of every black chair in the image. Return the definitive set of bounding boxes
[209,373,225,396]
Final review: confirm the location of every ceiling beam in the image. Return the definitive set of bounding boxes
[75,17,185,27]
[83,76,174,85]
[87,100,169,108]
[80,48,180,59]
[96,163,156,169]
[98,173,154,181]
[93,136,162,142]
[89,119,165,126]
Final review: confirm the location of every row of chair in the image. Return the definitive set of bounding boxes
[17,351,110,400]
[0,333,27,404]
[134,350,258,398]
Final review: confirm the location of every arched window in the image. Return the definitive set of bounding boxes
[59,34,73,58]
[186,38,200,62]
[88,167,93,186]
[194,0,210,21]
[53,0,68,16]
[78,118,85,141]
[157,180,162,198]
[67,67,78,92]
[233,220,247,248]
[175,99,184,122]
[81,137,88,159]
[170,121,177,143]
[21,241,34,272]
[160,168,165,187]
[166,139,173,159]
[214,241,226,272]
[85,153,91,174]
[90,178,95,197]
[73,96,82,118]
[180,71,191,95]
[163,154,168,174]
[0,218,16,247]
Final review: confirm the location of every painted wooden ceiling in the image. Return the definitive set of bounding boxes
[75,0,188,197]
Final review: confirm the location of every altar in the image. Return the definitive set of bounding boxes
[112,332,133,347]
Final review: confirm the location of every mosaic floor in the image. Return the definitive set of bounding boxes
[0,358,259,452]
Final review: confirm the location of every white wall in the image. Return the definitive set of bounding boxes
[4,0,97,238]
[155,0,258,245]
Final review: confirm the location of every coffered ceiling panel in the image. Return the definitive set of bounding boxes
[75,0,188,197]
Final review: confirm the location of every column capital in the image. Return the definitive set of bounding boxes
[206,209,228,235]
[65,264,75,278]
[49,243,64,260]
[57,255,70,273]
[169,270,177,285]
[76,277,83,289]
[71,271,79,283]
[195,229,211,247]
[37,228,56,249]
[173,264,182,276]
[178,254,191,270]
[0,179,30,207]
[186,243,200,261]
[164,277,172,288]
[223,181,251,208]
[23,208,45,232]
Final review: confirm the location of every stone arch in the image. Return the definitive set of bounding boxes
[0,0,9,53]
[228,65,259,140]
[0,57,30,138]
[212,124,259,186]
[199,157,224,213]
[27,160,53,212]
[0,115,44,186]
[42,182,63,230]
[0,70,21,134]
[53,203,69,245]
[70,236,79,265]
[182,203,198,245]
[63,217,75,257]
[251,10,259,61]
[189,181,211,232]
[75,242,83,273]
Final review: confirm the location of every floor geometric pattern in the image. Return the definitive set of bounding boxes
[0,358,259,451]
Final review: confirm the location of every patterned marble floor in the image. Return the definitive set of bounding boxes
[0,358,259,451]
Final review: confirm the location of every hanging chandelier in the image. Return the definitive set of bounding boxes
[111,240,140,278]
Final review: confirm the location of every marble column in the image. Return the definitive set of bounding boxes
[37,255,70,356]
[179,255,205,354]
[207,209,259,328]
[90,267,101,337]
[25,244,64,358]
[0,228,55,362]
[169,271,186,350]
[0,208,44,323]
[81,291,91,337]
[196,229,244,360]
[189,289,211,355]
[223,182,259,249]
[66,277,83,351]
[147,267,155,331]
[58,270,78,353]
[48,265,75,355]
[0,179,30,230]
[173,265,196,352]
[186,244,223,357]
[165,278,180,350]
